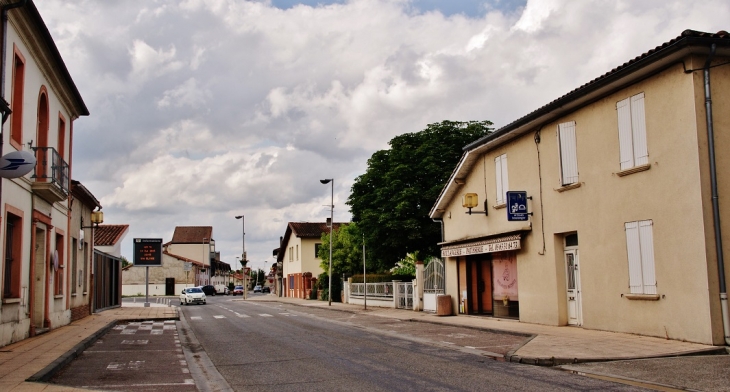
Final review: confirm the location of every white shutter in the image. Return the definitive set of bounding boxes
[625,221,643,294]
[501,155,508,203]
[638,220,657,294]
[630,93,648,166]
[558,121,578,185]
[495,155,504,204]
[617,98,634,170]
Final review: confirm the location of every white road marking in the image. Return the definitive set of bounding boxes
[236,313,250,318]
[190,316,202,320]
[259,314,273,317]
[214,315,226,319]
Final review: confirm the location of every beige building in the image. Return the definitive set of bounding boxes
[430,30,730,346]
[0,1,89,346]
[278,222,343,298]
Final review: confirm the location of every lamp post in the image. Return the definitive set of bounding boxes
[320,178,333,306]
[235,215,246,299]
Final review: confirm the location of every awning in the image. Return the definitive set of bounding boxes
[440,234,522,258]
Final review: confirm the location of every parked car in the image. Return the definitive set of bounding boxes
[262,286,270,293]
[215,285,230,295]
[199,285,217,296]
[232,285,244,296]
[180,287,206,305]
[253,285,262,293]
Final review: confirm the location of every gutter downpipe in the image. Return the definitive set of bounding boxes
[703,43,730,345]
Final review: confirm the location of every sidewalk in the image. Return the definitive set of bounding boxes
[0,303,177,392]
[248,295,728,365]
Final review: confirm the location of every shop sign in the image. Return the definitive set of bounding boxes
[441,236,520,257]
[507,191,529,221]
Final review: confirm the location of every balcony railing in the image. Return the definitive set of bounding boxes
[30,146,69,202]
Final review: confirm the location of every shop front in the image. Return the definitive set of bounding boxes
[442,234,521,319]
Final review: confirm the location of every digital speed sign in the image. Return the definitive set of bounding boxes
[133,238,163,266]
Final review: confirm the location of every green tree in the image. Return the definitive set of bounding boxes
[317,222,365,279]
[347,120,492,270]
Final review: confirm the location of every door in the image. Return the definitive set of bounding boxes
[32,227,47,330]
[165,278,175,296]
[565,249,582,326]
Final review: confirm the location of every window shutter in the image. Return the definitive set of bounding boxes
[500,155,508,203]
[630,93,648,166]
[558,121,578,185]
[625,221,643,294]
[617,98,634,170]
[638,220,657,294]
[495,155,504,204]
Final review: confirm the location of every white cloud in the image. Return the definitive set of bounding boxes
[34,0,730,268]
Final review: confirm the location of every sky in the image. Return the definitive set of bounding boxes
[33,0,729,272]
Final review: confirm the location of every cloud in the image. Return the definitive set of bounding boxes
[34,0,730,269]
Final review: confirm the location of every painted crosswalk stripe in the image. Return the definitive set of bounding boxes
[236,314,250,318]
[259,314,273,317]
[214,315,226,319]
[279,313,297,317]
[190,317,202,320]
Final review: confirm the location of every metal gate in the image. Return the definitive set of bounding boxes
[423,258,445,312]
[395,282,413,309]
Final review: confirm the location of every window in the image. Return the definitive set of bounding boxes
[82,242,88,293]
[10,47,25,148]
[71,239,78,294]
[289,246,293,262]
[3,211,23,299]
[315,243,322,258]
[558,121,578,185]
[58,114,66,161]
[54,233,64,296]
[625,220,656,295]
[495,154,508,205]
[296,245,299,261]
[617,93,648,170]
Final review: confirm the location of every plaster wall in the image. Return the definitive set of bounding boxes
[440,61,723,344]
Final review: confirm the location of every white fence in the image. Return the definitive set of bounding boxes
[346,281,412,309]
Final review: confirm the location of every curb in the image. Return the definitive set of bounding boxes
[506,346,729,367]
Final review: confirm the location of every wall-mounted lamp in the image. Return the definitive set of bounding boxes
[462,193,487,216]
[81,209,104,229]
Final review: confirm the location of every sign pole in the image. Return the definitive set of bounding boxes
[144,267,150,307]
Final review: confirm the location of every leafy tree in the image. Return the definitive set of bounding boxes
[317,222,365,278]
[347,120,492,270]
[120,256,130,268]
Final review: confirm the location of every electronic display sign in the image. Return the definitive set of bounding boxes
[133,238,163,266]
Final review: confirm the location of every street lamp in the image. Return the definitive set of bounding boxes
[320,178,333,306]
[235,215,246,299]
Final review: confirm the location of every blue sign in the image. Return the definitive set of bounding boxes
[507,191,528,221]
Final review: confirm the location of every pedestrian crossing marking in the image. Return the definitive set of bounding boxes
[214,315,226,319]
[259,314,273,317]
[236,314,250,318]
[190,316,202,320]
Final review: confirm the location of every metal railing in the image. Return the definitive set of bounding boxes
[350,282,393,298]
[31,146,69,195]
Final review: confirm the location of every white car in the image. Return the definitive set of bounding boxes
[180,287,206,305]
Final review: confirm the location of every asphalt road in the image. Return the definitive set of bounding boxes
[182,295,646,391]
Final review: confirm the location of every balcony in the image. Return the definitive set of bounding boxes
[30,147,69,203]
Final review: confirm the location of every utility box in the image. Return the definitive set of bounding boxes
[436,295,452,316]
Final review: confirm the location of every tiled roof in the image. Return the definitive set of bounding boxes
[94,225,129,247]
[464,29,730,152]
[289,222,344,238]
[171,226,213,243]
